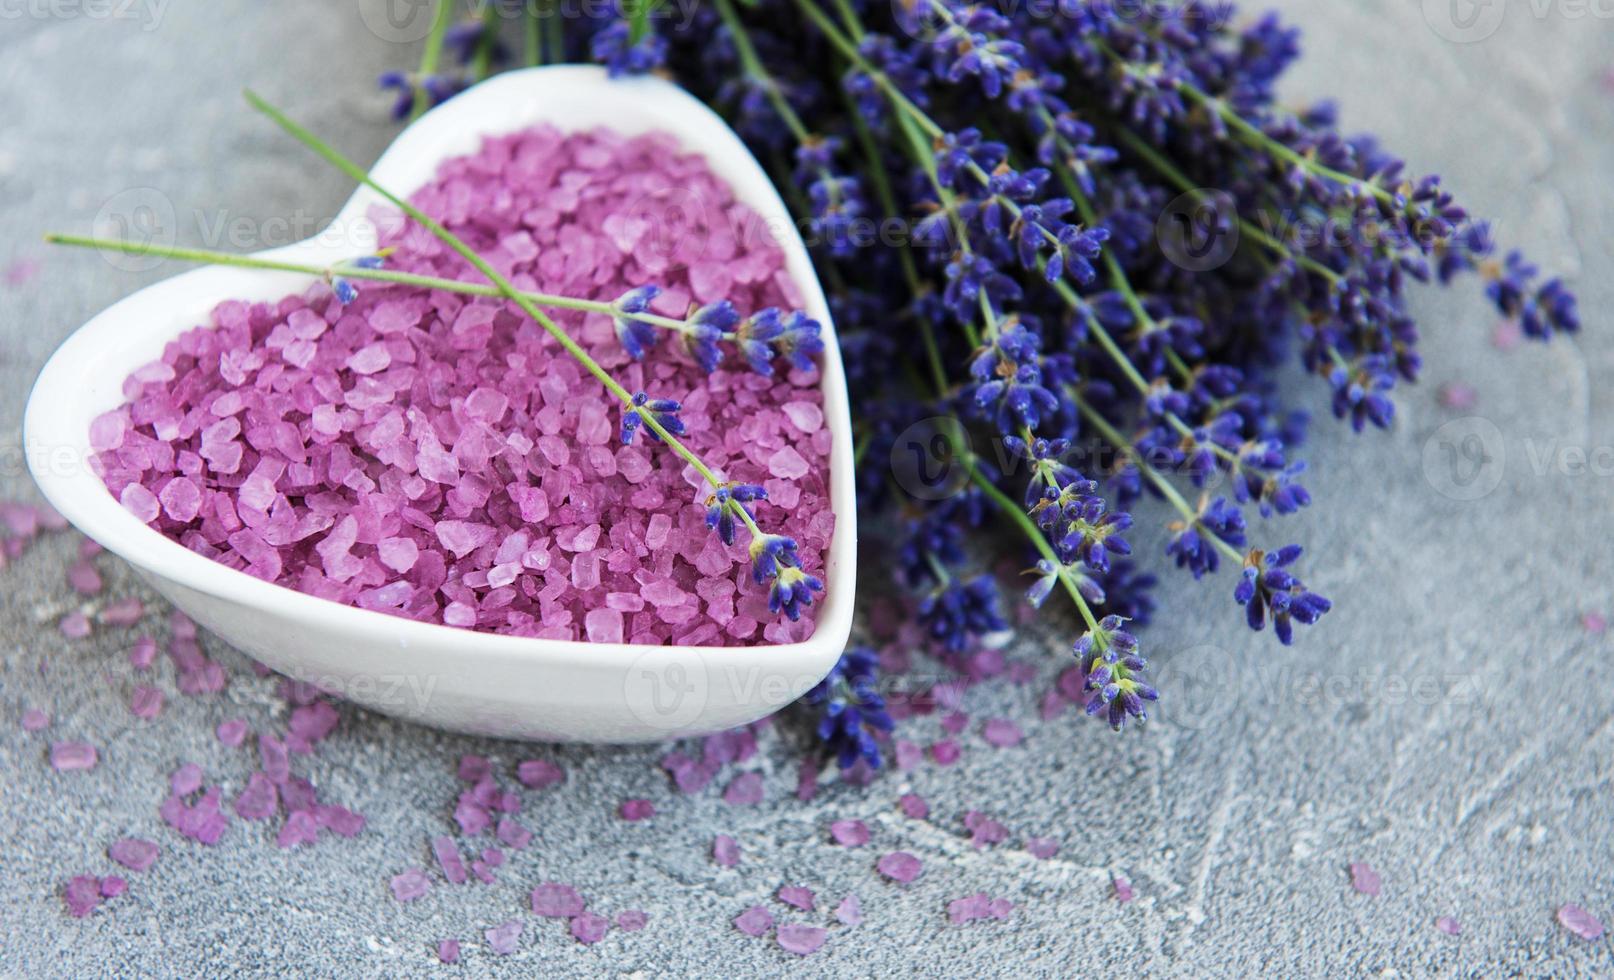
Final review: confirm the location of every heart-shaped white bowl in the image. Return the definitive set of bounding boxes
[25,65,857,742]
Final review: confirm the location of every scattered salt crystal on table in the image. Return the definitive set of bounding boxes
[59,611,91,639]
[981,718,1023,748]
[1558,903,1605,941]
[531,882,586,918]
[713,834,740,868]
[99,596,145,626]
[100,876,127,898]
[777,885,815,912]
[436,939,460,964]
[1113,875,1134,903]
[619,798,654,821]
[571,912,610,944]
[776,923,827,956]
[1435,915,1461,936]
[876,852,923,884]
[130,685,164,720]
[830,819,869,847]
[1348,861,1381,896]
[390,868,431,902]
[1026,837,1059,860]
[108,838,159,872]
[67,561,102,595]
[50,740,97,771]
[835,895,863,926]
[616,909,648,932]
[485,919,522,956]
[733,905,773,937]
[433,836,468,885]
[898,794,929,820]
[21,707,49,731]
[929,740,961,765]
[63,876,104,917]
[128,636,157,670]
[215,718,249,746]
[722,771,763,806]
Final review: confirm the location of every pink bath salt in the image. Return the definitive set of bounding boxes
[215,718,249,746]
[130,685,164,720]
[898,793,929,820]
[90,126,831,648]
[776,923,827,956]
[233,772,279,820]
[531,882,586,918]
[100,875,128,899]
[436,939,461,964]
[516,758,565,789]
[835,894,863,926]
[876,852,923,884]
[496,816,532,850]
[390,868,431,902]
[929,740,961,765]
[616,909,648,932]
[941,711,968,735]
[1582,611,1607,634]
[893,741,922,771]
[21,707,49,732]
[723,771,764,807]
[1113,875,1134,903]
[1348,862,1382,897]
[777,885,815,912]
[170,762,204,796]
[50,740,97,771]
[485,920,522,956]
[733,905,773,937]
[67,560,102,596]
[1435,916,1462,936]
[619,798,655,821]
[64,876,104,918]
[571,912,610,944]
[1438,381,1478,410]
[830,819,869,847]
[128,636,157,670]
[99,596,145,626]
[981,718,1023,748]
[1558,903,1605,941]
[108,838,159,872]
[712,834,740,868]
[1026,837,1060,860]
[59,611,92,640]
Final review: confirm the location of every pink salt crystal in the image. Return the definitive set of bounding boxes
[64,876,103,918]
[433,836,468,884]
[21,707,49,732]
[67,560,102,596]
[713,834,740,867]
[531,882,586,917]
[1113,875,1134,903]
[216,718,249,747]
[130,685,164,720]
[940,711,968,735]
[485,920,523,956]
[234,773,279,820]
[457,755,491,782]
[733,905,773,937]
[50,740,97,771]
[617,909,648,932]
[377,537,418,573]
[723,771,764,806]
[346,342,392,374]
[89,411,128,452]
[1348,861,1382,896]
[99,596,145,627]
[981,718,1023,748]
[1435,916,1462,936]
[776,923,827,956]
[830,819,869,847]
[1438,382,1478,410]
[496,816,533,850]
[170,762,203,796]
[1492,319,1523,351]
[100,875,128,898]
[436,939,461,964]
[619,798,654,821]
[120,484,160,523]
[898,793,929,820]
[571,912,610,944]
[277,810,319,848]
[929,740,961,765]
[782,401,823,433]
[517,758,565,789]
[1026,837,1059,860]
[108,838,159,872]
[766,446,810,480]
[894,741,922,771]
[877,852,923,884]
[1558,903,1605,941]
[391,868,431,902]
[777,885,815,912]
[59,611,92,640]
[129,636,157,670]
[1582,611,1607,634]
[585,607,624,643]
[835,895,863,926]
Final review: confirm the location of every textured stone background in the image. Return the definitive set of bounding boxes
[1,1,1610,975]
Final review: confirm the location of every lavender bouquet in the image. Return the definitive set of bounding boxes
[380,0,1577,766]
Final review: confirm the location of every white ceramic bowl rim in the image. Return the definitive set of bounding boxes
[25,66,857,681]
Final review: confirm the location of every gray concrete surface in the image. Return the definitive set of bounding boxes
[1,1,1611,975]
